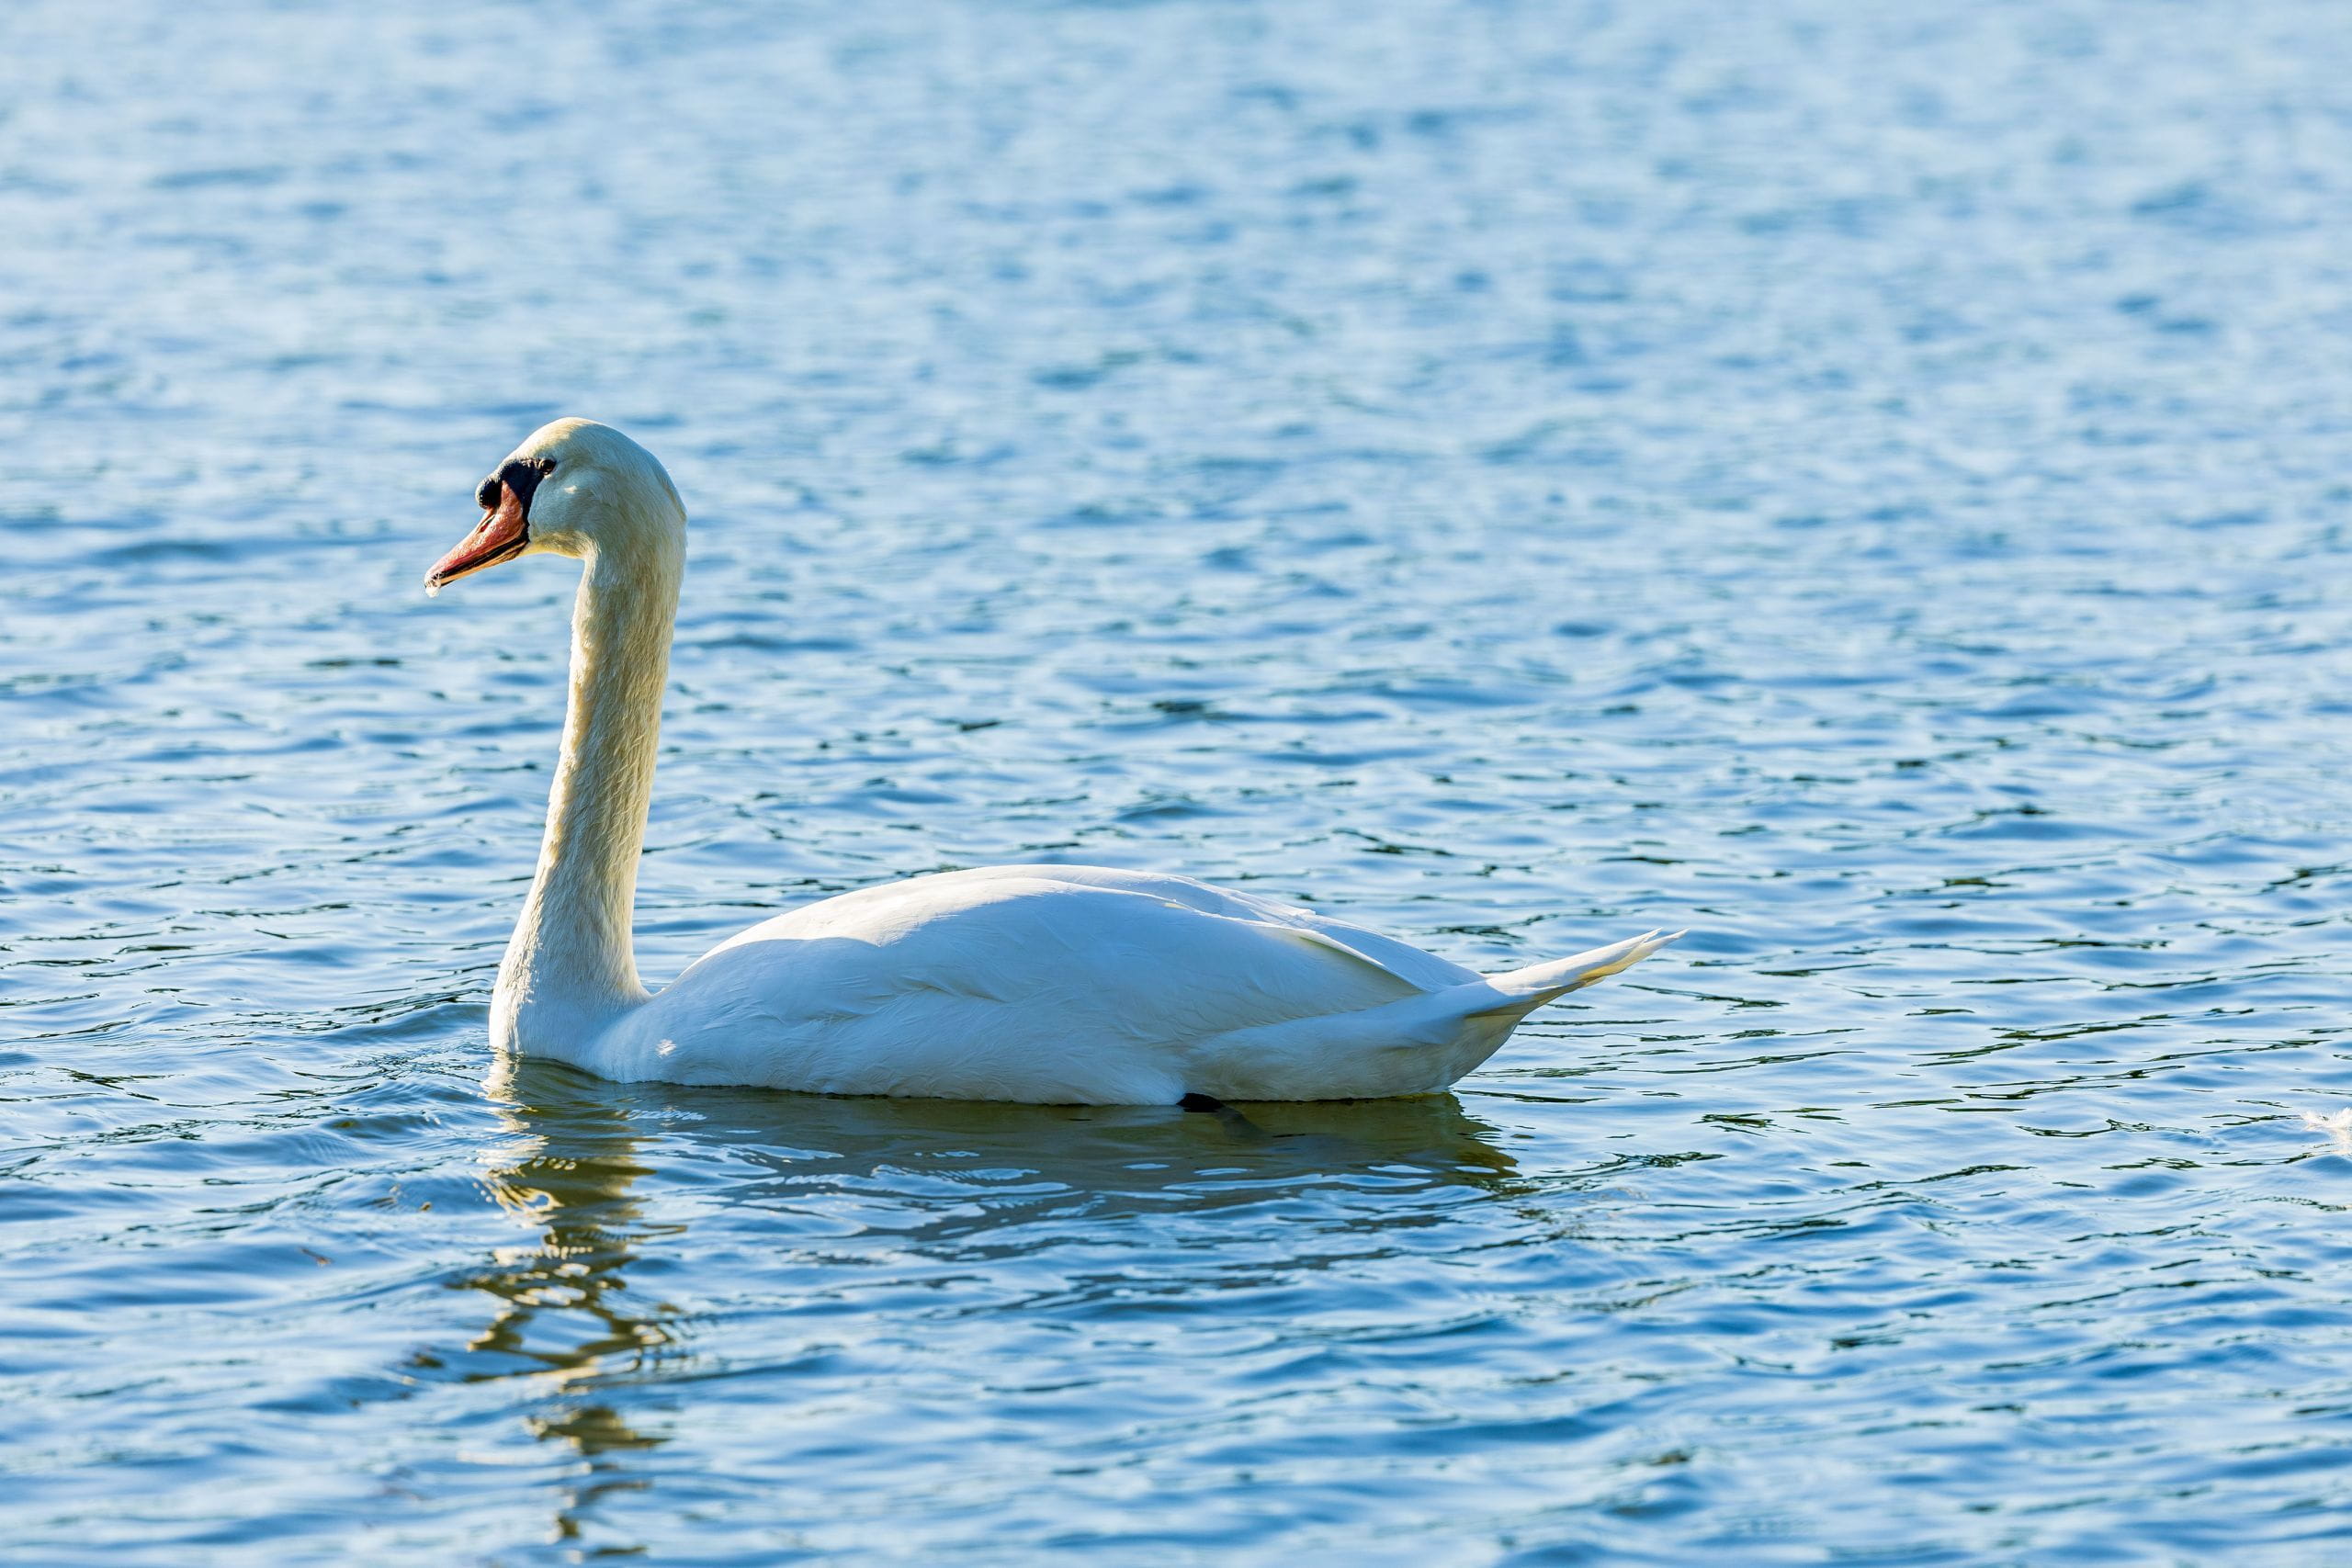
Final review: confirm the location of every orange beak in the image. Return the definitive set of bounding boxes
[425,458,549,591]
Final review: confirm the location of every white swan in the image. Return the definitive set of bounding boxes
[425,419,1681,1104]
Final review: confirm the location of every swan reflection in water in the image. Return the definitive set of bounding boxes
[456,1062,1523,1429]
[453,1065,1521,1543]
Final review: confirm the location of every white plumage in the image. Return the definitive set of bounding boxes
[426,419,1680,1105]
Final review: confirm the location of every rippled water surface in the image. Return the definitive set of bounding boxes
[7,0,2352,1561]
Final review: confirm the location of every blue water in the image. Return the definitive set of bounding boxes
[6,0,2352,1561]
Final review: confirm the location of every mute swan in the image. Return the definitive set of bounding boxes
[425,419,1681,1104]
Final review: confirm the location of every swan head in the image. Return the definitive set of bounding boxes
[424,418,684,592]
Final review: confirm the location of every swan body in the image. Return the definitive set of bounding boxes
[427,419,1680,1105]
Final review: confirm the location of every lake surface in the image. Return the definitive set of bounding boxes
[6,0,2352,1561]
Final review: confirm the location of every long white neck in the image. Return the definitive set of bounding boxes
[492,530,684,1056]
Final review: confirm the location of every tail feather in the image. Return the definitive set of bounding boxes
[1469,929,1684,1021]
[1188,927,1685,1100]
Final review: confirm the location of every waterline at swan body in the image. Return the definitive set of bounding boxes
[427,419,1682,1105]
